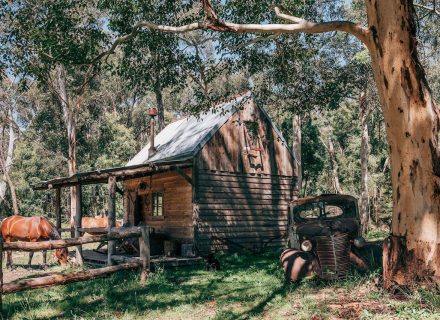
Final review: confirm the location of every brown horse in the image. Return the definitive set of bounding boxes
[71,216,123,251]
[77,216,123,235]
[1,216,69,268]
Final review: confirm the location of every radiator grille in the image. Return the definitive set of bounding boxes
[315,233,350,280]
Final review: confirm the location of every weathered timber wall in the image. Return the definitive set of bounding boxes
[194,99,295,255]
[123,169,193,241]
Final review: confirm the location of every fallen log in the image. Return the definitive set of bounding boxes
[4,230,141,252]
[3,262,142,294]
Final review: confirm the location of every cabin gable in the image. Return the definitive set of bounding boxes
[196,97,295,176]
[194,98,296,255]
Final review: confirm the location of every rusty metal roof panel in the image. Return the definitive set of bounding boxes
[127,91,252,166]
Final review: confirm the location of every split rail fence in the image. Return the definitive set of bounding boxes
[0,225,151,314]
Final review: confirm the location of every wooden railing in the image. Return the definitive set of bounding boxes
[0,226,150,314]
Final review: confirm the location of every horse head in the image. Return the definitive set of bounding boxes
[55,247,69,265]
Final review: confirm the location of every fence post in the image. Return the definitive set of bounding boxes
[74,184,84,265]
[139,226,150,284]
[1,236,3,316]
[55,187,62,237]
[107,176,116,266]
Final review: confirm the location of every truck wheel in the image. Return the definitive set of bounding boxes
[280,248,318,282]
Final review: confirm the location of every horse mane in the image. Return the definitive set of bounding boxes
[48,220,61,240]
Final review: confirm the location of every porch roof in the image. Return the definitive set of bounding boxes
[32,161,192,190]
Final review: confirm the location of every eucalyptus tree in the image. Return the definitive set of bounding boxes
[102,1,188,130]
[96,0,440,286]
[1,0,109,220]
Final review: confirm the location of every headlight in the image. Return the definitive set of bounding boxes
[301,240,313,252]
[353,236,366,248]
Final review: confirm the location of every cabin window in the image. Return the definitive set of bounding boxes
[152,192,163,216]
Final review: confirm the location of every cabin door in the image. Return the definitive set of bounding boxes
[134,195,145,226]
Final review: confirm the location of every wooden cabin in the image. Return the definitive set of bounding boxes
[35,91,299,256]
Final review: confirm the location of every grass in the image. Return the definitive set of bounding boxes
[3,251,440,319]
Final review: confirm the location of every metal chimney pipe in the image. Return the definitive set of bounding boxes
[148,108,158,159]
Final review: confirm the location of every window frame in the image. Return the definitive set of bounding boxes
[151,191,164,217]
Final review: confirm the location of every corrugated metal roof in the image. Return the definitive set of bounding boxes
[127,91,252,166]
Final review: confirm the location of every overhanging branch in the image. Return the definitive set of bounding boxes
[414,2,440,17]
[93,1,371,63]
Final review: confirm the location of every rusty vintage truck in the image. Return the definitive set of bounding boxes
[281,194,382,282]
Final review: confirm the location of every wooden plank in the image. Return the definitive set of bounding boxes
[199,170,294,180]
[2,262,141,294]
[198,203,288,211]
[197,230,285,239]
[198,180,293,190]
[197,193,290,201]
[198,209,287,216]
[4,230,142,251]
[198,186,293,196]
[107,176,116,266]
[199,171,293,185]
[197,226,288,234]
[197,198,290,206]
[198,221,288,228]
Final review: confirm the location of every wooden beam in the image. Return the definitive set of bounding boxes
[176,167,193,185]
[74,185,83,265]
[2,262,142,294]
[33,162,193,190]
[107,176,116,266]
[4,230,142,251]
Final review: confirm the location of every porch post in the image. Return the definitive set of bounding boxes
[107,176,116,266]
[55,187,62,236]
[74,184,83,265]
[139,226,150,283]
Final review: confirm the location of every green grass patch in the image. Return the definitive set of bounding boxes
[3,251,440,319]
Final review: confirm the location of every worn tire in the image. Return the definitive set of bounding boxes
[280,248,318,282]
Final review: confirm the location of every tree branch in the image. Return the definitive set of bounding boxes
[227,34,281,50]
[414,2,440,17]
[93,1,371,63]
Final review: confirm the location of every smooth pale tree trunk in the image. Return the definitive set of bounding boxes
[364,1,440,287]
[0,120,18,214]
[360,91,370,235]
[292,114,302,194]
[327,135,342,194]
[56,65,78,233]
[154,81,165,131]
[0,124,6,205]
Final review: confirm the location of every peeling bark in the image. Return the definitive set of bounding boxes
[292,114,302,191]
[360,91,370,235]
[56,65,77,227]
[154,80,165,131]
[0,119,18,214]
[327,135,342,194]
[364,0,440,286]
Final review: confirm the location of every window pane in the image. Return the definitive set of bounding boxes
[152,192,164,216]
[325,204,344,218]
[296,203,321,219]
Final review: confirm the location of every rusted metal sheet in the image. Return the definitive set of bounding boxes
[315,233,351,280]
